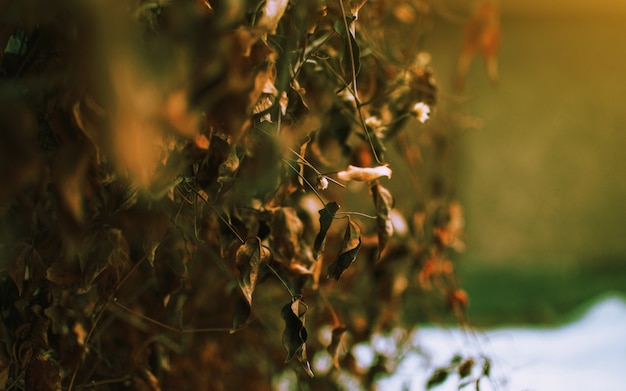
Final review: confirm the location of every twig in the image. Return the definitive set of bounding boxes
[266,263,296,299]
[113,299,231,334]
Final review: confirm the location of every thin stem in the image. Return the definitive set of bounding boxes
[337,0,384,165]
[113,299,231,334]
[283,160,326,205]
[266,263,296,299]
[191,187,245,244]
[338,0,359,102]
[336,211,377,219]
[74,375,132,390]
[67,257,148,391]
[319,289,341,327]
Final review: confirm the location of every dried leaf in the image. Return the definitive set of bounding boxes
[313,202,340,257]
[232,237,270,330]
[218,147,241,186]
[8,243,29,296]
[482,356,491,377]
[231,294,252,332]
[327,325,347,370]
[337,165,392,182]
[458,358,475,378]
[426,368,449,389]
[333,16,361,87]
[327,218,361,280]
[236,238,270,306]
[25,351,62,391]
[371,182,394,258]
[281,297,313,377]
[271,207,304,263]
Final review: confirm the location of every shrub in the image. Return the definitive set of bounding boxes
[0,1,494,389]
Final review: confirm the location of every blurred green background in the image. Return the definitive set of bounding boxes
[424,2,626,326]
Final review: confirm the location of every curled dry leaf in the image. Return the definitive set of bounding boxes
[327,218,361,280]
[281,297,314,377]
[313,201,340,257]
[371,182,394,258]
[336,165,392,182]
[232,237,270,330]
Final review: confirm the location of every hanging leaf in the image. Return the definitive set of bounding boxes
[327,218,361,280]
[232,237,270,331]
[371,181,394,258]
[481,356,491,377]
[333,16,361,87]
[426,368,449,389]
[236,237,270,305]
[281,297,314,377]
[327,325,347,370]
[458,358,475,378]
[8,242,30,296]
[313,202,340,257]
[231,295,252,332]
[217,147,240,186]
[336,165,392,182]
[270,207,304,263]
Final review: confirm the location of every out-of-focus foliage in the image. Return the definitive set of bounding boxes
[0,0,495,389]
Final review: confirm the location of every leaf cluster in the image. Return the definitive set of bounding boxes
[0,0,478,389]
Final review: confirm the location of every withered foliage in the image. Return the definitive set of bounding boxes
[0,0,488,389]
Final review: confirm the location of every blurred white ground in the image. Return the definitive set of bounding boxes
[372,295,626,391]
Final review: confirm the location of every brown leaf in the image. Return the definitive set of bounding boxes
[25,351,61,391]
[8,243,45,297]
[8,243,29,296]
[458,358,475,378]
[217,147,240,186]
[232,238,270,330]
[327,218,361,280]
[270,207,304,263]
[336,165,392,182]
[280,297,313,377]
[236,237,269,305]
[231,295,252,332]
[327,325,347,370]
[313,202,340,257]
[371,181,394,258]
